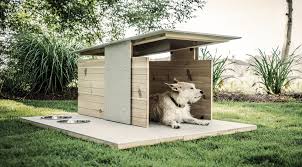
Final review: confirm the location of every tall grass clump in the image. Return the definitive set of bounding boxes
[249,47,301,94]
[8,33,79,95]
[199,47,233,92]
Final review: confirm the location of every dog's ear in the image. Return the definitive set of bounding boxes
[165,83,179,92]
[173,78,179,83]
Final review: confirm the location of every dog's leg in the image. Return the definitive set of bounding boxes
[162,119,181,129]
[183,115,210,126]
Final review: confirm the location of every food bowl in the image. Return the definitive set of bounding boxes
[57,119,91,124]
[41,115,72,120]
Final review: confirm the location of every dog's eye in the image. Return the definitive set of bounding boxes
[190,87,194,89]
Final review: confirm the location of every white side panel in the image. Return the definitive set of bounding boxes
[104,41,132,124]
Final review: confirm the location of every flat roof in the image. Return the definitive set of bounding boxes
[77,29,241,56]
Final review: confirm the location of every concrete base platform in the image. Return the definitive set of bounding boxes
[22,114,256,149]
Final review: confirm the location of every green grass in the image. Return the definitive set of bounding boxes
[0,100,301,167]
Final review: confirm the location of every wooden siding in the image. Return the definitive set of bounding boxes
[78,59,105,118]
[131,57,149,127]
[78,57,149,128]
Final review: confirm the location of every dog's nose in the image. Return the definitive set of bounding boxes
[200,90,204,94]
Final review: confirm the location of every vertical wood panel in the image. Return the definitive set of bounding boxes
[78,59,105,118]
[131,57,149,127]
[171,48,197,61]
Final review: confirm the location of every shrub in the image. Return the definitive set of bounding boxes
[248,47,301,94]
[199,47,233,92]
[7,33,80,95]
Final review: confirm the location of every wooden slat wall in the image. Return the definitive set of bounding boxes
[78,58,149,128]
[170,48,197,61]
[149,55,212,120]
[131,57,149,127]
[78,59,105,118]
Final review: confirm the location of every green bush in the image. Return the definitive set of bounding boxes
[7,33,80,95]
[249,48,301,94]
[199,47,232,92]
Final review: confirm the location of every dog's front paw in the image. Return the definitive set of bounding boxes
[198,120,210,126]
[171,122,181,129]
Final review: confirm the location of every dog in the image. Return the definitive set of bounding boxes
[149,78,210,129]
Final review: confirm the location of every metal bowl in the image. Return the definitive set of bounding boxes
[41,115,72,120]
[57,119,91,124]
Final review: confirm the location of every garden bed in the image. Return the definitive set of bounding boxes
[214,92,302,102]
[2,89,302,103]
[0,88,78,100]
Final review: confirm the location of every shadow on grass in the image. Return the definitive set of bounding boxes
[0,118,121,166]
[0,119,40,137]
[241,102,302,116]
[244,152,285,166]
[19,100,77,112]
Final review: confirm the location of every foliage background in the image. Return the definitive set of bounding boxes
[8,33,79,95]
[0,0,206,97]
[1,0,206,44]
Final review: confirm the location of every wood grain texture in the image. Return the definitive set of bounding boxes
[78,94,104,103]
[131,57,149,127]
[77,107,103,118]
[78,57,150,127]
[78,87,104,96]
[78,59,104,67]
[78,73,104,81]
[149,50,212,120]
[171,48,196,61]
[132,117,148,127]
[78,67,104,74]
[78,80,104,89]
[78,100,104,111]
[78,59,105,118]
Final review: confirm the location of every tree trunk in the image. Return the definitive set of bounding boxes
[282,0,293,59]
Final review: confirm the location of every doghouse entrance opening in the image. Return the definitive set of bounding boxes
[130,48,212,128]
[149,59,212,120]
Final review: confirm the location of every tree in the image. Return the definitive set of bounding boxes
[282,0,293,58]
[1,0,206,45]
[0,0,206,96]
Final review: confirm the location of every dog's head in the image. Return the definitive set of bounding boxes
[165,78,204,104]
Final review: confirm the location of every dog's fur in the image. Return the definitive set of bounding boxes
[149,78,210,129]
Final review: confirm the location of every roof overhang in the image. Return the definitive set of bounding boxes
[77,29,241,56]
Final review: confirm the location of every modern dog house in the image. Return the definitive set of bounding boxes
[22,30,256,149]
[77,30,239,127]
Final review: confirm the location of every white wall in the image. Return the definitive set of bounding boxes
[176,0,302,60]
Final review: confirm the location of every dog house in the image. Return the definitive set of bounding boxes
[22,30,256,149]
[77,30,239,127]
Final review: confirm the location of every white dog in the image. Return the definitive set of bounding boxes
[149,78,210,129]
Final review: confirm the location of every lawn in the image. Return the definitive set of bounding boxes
[0,99,301,167]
